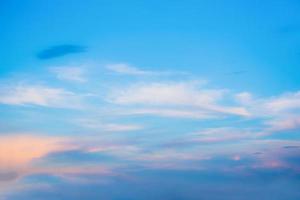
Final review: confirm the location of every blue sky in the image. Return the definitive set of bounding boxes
[1,1,300,199]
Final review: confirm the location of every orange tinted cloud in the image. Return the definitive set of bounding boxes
[0,134,66,172]
[0,134,115,185]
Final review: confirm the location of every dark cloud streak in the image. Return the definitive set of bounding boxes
[283,146,300,149]
[36,44,86,60]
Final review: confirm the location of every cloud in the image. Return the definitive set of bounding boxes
[0,134,114,187]
[265,116,300,132]
[0,84,83,109]
[240,91,300,117]
[2,60,300,199]
[283,146,300,149]
[235,92,253,105]
[109,82,220,105]
[99,123,142,132]
[1,133,300,199]
[122,108,215,119]
[233,91,300,133]
[50,66,86,82]
[165,127,256,148]
[190,128,255,143]
[108,82,250,117]
[0,134,67,181]
[105,63,154,75]
[3,57,300,200]
[264,91,300,113]
[105,63,189,77]
[37,149,116,165]
[75,119,143,132]
[36,45,86,60]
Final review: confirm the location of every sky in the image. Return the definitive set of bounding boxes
[0,0,300,199]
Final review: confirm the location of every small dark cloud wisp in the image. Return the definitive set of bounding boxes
[37,44,86,60]
[283,145,300,149]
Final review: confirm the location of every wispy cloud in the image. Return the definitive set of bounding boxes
[76,119,143,132]
[236,90,300,116]
[122,108,215,119]
[283,145,300,149]
[105,63,154,75]
[50,66,87,82]
[264,91,300,113]
[165,127,256,148]
[105,63,189,77]
[234,90,300,133]
[0,84,83,109]
[265,116,300,132]
[97,123,142,132]
[235,92,253,105]
[108,81,250,117]
[188,127,256,143]
[108,82,219,105]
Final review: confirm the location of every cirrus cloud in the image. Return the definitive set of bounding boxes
[50,66,87,83]
[107,81,250,117]
[0,84,84,109]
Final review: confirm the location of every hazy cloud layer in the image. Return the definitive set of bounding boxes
[1,62,300,199]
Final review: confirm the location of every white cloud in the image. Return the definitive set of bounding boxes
[264,91,300,113]
[0,84,83,109]
[265,116,300,132]
[235,92,253,105]
[232,90,300,133]
[108,82,250,117]
[50,66,86,82]
[124,108,215,119]
[105,63,154,75]
[100,123,142,132]
[239,91,300,117]
[109,82,222,105]
[76,119,143,132]
[191,127,255,142]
